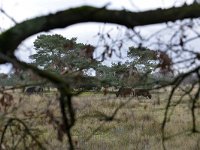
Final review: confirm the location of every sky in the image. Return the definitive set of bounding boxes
[0,0,195,73]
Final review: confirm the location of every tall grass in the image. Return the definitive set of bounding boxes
[1,89,200,149]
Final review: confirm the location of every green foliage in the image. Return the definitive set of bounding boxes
[95,47,161,88]
[30,34,98,73]
[96,64,118,87]
[30,34,67,72]
[127,47,158,73]
[111,62,129,76]
[96,63,134,87]
[0,73,26,86]
[28,36,162,88]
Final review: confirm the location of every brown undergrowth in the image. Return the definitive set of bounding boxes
[1,88,200,149]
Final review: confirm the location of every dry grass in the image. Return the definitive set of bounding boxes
[1,88,200,150]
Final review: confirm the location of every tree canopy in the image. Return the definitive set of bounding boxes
[30,34,99,74]
[127,47,158,73]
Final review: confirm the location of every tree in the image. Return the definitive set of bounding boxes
[127,47,158,73]
[95,62,140,87]
[30,34,99,74]
[96,64,122,87]
[1,2,200,150]
[110,62,139,86]
[126,47,169,88]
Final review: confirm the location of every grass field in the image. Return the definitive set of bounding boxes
[1,87,200,150]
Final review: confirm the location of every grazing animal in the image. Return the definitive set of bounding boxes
[133,89,151,99]
[116,87,133,97]
[24,86,43,95]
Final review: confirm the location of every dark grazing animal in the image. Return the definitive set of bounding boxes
[24,86,43,95]
[133,89,151,99]
[116,87,133,97]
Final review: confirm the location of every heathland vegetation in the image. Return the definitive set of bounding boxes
[1,1,200,150]
[1,86,200,150]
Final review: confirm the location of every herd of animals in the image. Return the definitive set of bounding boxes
[115,87,151,99]
[23,86,43,95]
[23,86,151,99]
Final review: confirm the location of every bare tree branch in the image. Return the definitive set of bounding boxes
[1,4,200,63]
